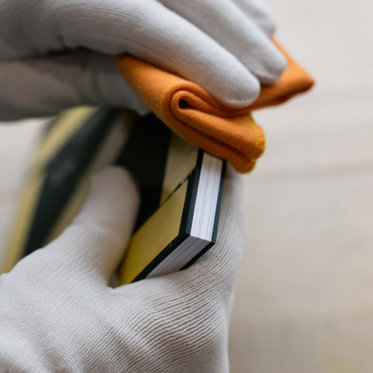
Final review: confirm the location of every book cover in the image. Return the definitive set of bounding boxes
[2,107,226,284]
[118,116,226,284]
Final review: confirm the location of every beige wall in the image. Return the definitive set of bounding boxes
[230,0,373,371]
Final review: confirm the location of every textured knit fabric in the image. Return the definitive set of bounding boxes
[115,41,314,173]
[0,166,244,372]
[0,0,286,120]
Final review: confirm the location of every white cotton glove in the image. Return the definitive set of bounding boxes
[0,165,244,372]
[0,0,286,120]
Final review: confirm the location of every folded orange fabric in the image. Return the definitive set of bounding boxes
[115,42,314,173]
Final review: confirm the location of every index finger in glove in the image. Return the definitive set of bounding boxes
[1,0,261,108]
[157,0,286,85]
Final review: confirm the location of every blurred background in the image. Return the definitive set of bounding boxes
[229,0,373,371]
[0,0,372,372]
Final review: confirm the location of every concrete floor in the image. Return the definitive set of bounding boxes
[0,0,373,371]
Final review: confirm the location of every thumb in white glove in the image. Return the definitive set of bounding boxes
[0,0,286,120]
[0,165,244,372]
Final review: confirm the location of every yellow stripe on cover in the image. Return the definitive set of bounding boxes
[119,180,188,284]
[2,107,99,273]
[2,173,46,273]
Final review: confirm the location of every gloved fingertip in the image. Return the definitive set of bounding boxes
[257,48,287,86]
[262,16,277,38]
[216,73,261,109]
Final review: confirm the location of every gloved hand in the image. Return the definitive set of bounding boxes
[0,0,286,120]
[0,166,244,372]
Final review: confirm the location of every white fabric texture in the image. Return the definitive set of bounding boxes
[0,0,286,120]
[0,165,244,372]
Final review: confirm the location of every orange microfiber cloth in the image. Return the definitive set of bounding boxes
[115,42,314,173]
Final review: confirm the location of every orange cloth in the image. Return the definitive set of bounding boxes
[115,42,314,173]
